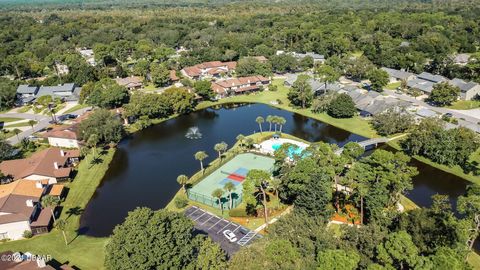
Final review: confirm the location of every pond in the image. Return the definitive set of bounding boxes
[79,103,471,239]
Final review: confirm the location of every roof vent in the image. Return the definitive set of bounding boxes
[26,200,34,207]
[60,150,65,157]
[54,162,59,170]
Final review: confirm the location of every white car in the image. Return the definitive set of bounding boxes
[223,230,237,242]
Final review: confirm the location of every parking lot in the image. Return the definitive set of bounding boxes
[184,206,261,256]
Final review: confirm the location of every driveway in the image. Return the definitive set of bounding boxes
[384,89,480,124]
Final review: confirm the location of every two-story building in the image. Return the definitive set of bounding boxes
[181,61,237,80]
[211,76,270,99]
[0,180,53,240]
[0,148,79,184]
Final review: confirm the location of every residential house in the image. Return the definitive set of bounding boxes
[451,53,471,66]
[42,125,80,148]
[169,70,180,82]
[283,73,341,95]
[0,180,53,240]
[211,76,270,99]
[347,89,410,117]
[252,56,268,63]
[54,62,69,76]
[77,48,96,66]
[114,76,144,90]
[381,67,415,83]
[448,78,480,101]
[0,148,80,184]
[0,251,55,269]
[407,72,448,95]
[181,61,237,80]
[16,83,80,105]
[276,51,325,64]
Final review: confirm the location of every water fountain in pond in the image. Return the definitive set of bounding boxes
[185,126,202,139]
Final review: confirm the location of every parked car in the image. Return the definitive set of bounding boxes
[223,230,237,242]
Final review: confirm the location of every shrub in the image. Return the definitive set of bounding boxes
[269,84,278,92]
[174,196,189,208]
[327,93,356,118]
[23,230,33,238]
[229,207,248,217]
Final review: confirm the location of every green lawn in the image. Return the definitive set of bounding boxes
[385,81,401,90]
[5,121,36,128]
[447,100,480,110]
[63,104,88,114]
[0,149,116,269]
[197,79,377,138]
[0,117,22,123]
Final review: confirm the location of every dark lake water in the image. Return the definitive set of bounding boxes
[79,103,472,238]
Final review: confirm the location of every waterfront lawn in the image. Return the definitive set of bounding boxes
[0,149,116,269]
[198,79,377,138]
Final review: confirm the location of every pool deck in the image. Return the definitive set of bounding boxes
[257,138,310,155]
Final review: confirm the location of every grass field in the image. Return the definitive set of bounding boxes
[5,121,36,128]
[198,79,377,138]
[0,117,22,123]
[63,104,88,114]
[448,100,480,110]
[385,81,401,90]
[0,149,116,269]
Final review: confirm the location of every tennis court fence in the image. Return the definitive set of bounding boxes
[187,190,243,209]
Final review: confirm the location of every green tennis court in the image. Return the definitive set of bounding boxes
[188,153,274,209]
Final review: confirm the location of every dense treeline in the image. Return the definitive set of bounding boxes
[0,3,479,82]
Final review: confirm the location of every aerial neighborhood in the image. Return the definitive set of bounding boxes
[0,1,480,269]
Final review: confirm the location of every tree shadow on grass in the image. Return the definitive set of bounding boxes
[65,206,84,221]
[463,160,480,176]
[88,157,104,168]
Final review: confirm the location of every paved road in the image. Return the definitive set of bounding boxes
[384,89,480,124]
[1,107,91,145]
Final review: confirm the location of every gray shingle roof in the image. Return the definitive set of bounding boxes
[416,108,438,118]
[16,85,39,95]
[381,67,414,81]
[449,78,479,93]
[417,72,447,83]
[407,78,436,93]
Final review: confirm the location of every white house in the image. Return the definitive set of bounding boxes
[0,180,52,240]
[0,148,80,184]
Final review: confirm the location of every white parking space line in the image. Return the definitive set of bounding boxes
[232,225,242,233]
[193,211,207,221]
[208,218,226,230]
[217,221,233,234]
[201,215,215,225]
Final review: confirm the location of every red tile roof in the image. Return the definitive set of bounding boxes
[0,148,79,180]
[182,61,237,78]
[169,70,179,81]
[43,126,78,140]
[211,76,270,94]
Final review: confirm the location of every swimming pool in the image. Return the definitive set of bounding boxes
[272,143,305,157]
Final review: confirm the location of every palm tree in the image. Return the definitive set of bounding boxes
[244,137,254,149]
[212,188,224,214]
[214,141,228,160]
[272,116,279,132]
[223,181,235,209]
[41,195,60,223]
[277,117,286,133]
[255,116,264,134]
[56,219,68,245]
[177,174,189,193]
[266,115,273,131]
[194,151,208,171]
[236,134,245,148]
[12,128,21,141]
[87,134,99,159]
[28,120,36,132]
